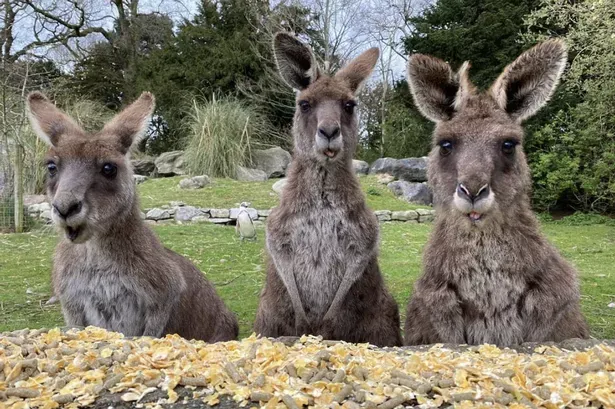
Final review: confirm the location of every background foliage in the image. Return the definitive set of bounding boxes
[1,0,614,214]
[522,0,615,213]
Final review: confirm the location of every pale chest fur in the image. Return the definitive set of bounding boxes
[275,206,359,322]
[440,234,528,345]
[54,244,149,336]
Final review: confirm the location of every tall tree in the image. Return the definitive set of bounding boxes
[522,0,615,212]
[71,12,174,109]
[239,1,319,136]
[404,0,540,88]
[136,0,276,153]
[366,0,423,157]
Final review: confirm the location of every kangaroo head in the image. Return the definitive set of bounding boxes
[407,39,566,227]
[26,92,155,243]
[274,32,378,164]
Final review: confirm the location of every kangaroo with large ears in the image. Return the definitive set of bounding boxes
[254,33,402,346]
[404,40,589,346]
[26,92,238,341]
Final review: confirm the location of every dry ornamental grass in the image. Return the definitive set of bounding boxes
[1,327,615,408]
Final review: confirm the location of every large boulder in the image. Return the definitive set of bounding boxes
[235,166,268,182]
[131,157,155,175]
[352,159,369,175]
[23,194,47,207]
[388,180,432,205]
[369,157,397,175]
[369,157,428,182]
[178,175,210,189]
[154,151,185,176]
[272,178,288,194]
[252,147,292,178]
[27,202,51,214]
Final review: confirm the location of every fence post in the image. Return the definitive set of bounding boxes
[13,143,23,233]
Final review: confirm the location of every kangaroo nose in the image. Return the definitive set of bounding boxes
[318,125,340,140]
[457,183,490,203]
[53,199,83,220]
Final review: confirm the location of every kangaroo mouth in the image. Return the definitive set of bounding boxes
[65,225,83,242]
[323,149,338,158]
[468,211,482,222]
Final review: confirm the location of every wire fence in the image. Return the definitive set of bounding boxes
[1,148,26,233]
[1,156,18,233]
[1,59,54,233]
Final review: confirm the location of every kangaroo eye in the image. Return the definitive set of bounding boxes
[438,140,453,156]
[101,163,117,178]
[298,100,310,112]
[344,100,357,114]
[502,140,518,155]
[47,162,58,177]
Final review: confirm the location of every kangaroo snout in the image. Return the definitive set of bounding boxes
[453,180,494,217]
[456,183,490,204]
[53,195,84,221]
[318,124,340,140]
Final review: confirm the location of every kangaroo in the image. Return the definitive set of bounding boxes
[254,33,402,347]
[26,92,238,342]
[404,40,589,346]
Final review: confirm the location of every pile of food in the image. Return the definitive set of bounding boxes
[1,327,614,408]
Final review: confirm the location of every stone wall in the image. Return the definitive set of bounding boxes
[140,205,436,225]
[24,198,436,225]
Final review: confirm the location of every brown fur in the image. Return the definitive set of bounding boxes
[26,92,238,341]
[404,40,589,346]
[254,33,402,346]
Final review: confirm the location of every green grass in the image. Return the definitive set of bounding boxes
[137,175,425,211]
[2,221,614,339]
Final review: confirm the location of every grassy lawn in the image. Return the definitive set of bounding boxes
[1,220,614,339]
[138,175,425,211]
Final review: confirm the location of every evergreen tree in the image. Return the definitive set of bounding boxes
[404,0,540,88]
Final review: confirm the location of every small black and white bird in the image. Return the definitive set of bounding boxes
[236,202,256,241]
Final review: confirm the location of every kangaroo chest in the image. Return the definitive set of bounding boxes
[55,249,146,336]
[448,250,527,345]
[289,207,355,321]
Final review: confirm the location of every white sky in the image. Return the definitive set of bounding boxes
[12,0,428,83]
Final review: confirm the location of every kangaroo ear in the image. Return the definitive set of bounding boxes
[407,55,460,122]
[26,92,84,146]
[490,39,567,122]
[101,92,155,154]
[335,48,379,94]
[273,32,320,90]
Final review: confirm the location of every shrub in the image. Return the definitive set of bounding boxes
[523,0,615,214]
[184,97,280,178]
[526,86,615,213]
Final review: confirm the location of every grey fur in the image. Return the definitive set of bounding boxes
[404,40,589,346]
[254,33,402,347]
[26,92,238,342]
